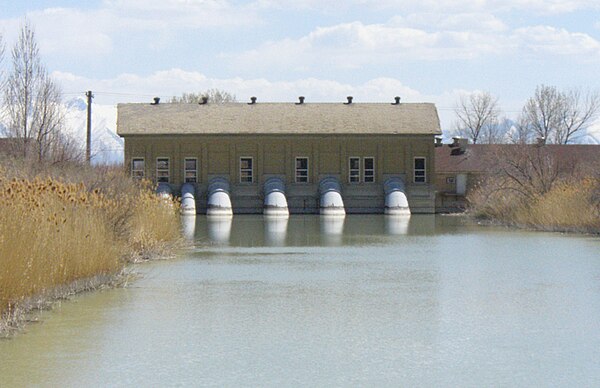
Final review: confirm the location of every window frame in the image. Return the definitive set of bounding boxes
[156,157,170,183]
[295,157,309,183]
[183,157,198,183]
[239,156,254,183]
[363,156,375,183]
[413,156,426,184]
[131,157,145,180]
[348,156,361,183]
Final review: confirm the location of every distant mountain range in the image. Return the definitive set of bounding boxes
[63,97,123,164]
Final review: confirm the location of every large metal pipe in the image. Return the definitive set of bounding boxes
[180,183,196,215]
[263,177,289,218]
[207,177,233,217]
[384,177,410,215]
[319,177,345,216]
[156,183,173,200]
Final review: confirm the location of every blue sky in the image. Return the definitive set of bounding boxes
[1,0,600,134]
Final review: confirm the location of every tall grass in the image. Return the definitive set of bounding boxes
[0,169,182,323]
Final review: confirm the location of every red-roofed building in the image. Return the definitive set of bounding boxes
[435,140,600,212]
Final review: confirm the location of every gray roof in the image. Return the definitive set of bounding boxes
[117,102,441,136]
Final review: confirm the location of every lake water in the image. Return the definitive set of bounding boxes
[2,215,600,386]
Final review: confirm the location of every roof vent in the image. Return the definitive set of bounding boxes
[248,96,257,105]
[451,136,468,153]
[344,96,353,105]
[536,136,546,146]
[150,97,160,105]
[434,136,443,147]
[296,96,305,105]
[199,96,208,105]
[391,96,401,105]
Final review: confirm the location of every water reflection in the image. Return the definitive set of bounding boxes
[206,216,233,244]
[385,215,410,235]
[4,215,600,387]
[320,216,345,245]
[181,215,196,241]
[264,217,288,246]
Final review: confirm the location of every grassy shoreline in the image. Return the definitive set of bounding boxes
[0,166,183,337]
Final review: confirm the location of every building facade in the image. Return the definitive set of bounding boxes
[117,99,442,214]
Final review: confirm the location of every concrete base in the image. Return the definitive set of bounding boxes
[384,207,411,216]
[206,207,233,217]
[320,207,346,217]
[263,206,290,218]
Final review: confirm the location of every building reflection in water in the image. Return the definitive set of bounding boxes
[181,215,197,241]
[385,215,410,235]
[206,216,233,244]
[320,216,345,245]
[264,217,289,246]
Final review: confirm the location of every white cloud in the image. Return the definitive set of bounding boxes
[224,20,507,70]
[0,1,259,58]
[223,20,600,72]
[513,26,600,59]
[389,13,508,33]
[253,0,600,14]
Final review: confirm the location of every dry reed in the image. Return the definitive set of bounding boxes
[0,171,182,324]
[468,177,600,233]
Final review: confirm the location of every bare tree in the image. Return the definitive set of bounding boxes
[454,91,500,144]
[3,22,65,162]
[557,89,600,144]
[521,85,564,144]
[520,85,600,144]
[170,88,237,104]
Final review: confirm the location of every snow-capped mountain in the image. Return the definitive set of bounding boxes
[63,97,123,164]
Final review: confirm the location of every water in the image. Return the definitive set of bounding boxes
[2,215,600,386]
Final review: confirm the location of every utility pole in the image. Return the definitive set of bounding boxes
[85,90,94,164]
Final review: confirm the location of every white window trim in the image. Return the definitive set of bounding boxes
[183,157,198,183]
[131,157,145,179]
[348,156,361,183]
[239,156,254,183]
[363,156,375,183]
[295,156,309,183]
[413,156,427,184]
[156,157,170,183]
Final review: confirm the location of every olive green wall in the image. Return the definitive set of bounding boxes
[123,134,437,213]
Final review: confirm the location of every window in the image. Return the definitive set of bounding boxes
[156,158,170,183]
[363,157,375,183]
[349,157,375,183]
[132,158,145,180]
[240,157,253,183]
[349,157,361,183]
[184,158,197,183]
[295,157,309,183]
[414,157,426,183]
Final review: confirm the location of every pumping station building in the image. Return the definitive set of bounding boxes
[117,96,442,216]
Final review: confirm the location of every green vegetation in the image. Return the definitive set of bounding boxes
[0,164,182,335]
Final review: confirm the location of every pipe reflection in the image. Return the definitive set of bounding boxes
[207,216,233,244]
[320,216,345,245]
[385,215,410,235]
[264,216,289,246]
[181,215,196,241]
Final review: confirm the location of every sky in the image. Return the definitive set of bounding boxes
[1,0,600,138]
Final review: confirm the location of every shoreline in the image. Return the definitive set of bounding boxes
[0,241,184,339]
